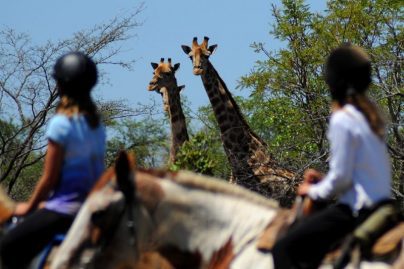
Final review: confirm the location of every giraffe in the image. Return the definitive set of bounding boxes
[148,58,189,164]
[181,37,296,206]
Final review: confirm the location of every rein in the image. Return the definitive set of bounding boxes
[92,185,139,257]
[92,167,156,262]
[125,199,137,247]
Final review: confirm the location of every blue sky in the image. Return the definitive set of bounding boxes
[1,0,325,119]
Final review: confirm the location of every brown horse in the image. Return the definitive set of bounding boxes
[49,151,403,269]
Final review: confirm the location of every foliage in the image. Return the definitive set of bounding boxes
[9,157,43,201]
[163,94,230,178]
[106,116,169,168]
[171,131,229,177]
[240,0,403,206]
[0,119,42,199]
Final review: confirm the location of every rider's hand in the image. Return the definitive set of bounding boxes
[297,181,311,196]
[13,202,31,216]
[298,168,323,196]
[303,168,323,184]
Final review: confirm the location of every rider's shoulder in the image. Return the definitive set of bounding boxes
[330,104,360,128]
[46,114,73,144]
[48,114,71,128]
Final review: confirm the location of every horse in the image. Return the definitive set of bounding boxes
[50,151,279,269]
[49,151,403,269]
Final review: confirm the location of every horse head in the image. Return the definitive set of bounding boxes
[50,151,157,268]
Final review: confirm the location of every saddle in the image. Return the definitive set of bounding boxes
[257,197,404,267]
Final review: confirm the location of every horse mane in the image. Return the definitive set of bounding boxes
[134,168,279,268]
[90,150,278,210]
[139,168,279,209]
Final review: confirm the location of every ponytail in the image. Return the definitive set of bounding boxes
[348,94,386,140]
[56,95,100,129]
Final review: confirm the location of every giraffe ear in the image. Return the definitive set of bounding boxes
[173,63,180,71]
[181,45,191,55]
[178,85,185,92]
[151,62,159,70]
[208,45,218,55]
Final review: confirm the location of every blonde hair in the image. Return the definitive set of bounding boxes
[56,95,100,128]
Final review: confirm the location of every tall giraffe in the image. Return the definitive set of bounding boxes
[148,58,189,164]
[182,37,296,205]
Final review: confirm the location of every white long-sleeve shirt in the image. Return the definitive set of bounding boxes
[308,104,391,213]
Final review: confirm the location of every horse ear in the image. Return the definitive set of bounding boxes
[115,150,136,203]
[151,62,159,70]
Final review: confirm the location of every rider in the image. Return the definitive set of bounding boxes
[0,52,106,268]
[272,44,392,269]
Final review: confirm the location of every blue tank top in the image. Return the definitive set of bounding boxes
[44,114,106,215]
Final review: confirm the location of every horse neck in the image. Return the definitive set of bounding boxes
[148,178,278,263]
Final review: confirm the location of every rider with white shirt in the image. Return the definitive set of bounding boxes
[272,44,392,269]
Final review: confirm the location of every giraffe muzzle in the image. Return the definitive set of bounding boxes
[148,82,158,91]
[193,66,203,75]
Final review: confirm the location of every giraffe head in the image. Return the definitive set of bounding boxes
[181,36,218,75]
[148,58,182,112]
[148,58,180,91]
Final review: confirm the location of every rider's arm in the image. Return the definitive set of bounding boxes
[15,115,69,216]
[25,140,63,213]
[308,112,356,201]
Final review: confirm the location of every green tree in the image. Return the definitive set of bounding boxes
[241,0,330,172]
[240,0,403,206]
[106,116,169,168]
[0,119,42,200]
[10,156,43,201]
[182,104,231,179]
[171,131,229,177]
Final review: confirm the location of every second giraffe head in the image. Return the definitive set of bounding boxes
[148,58,184,112]
[148,58,180,92]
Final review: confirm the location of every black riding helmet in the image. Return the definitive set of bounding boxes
[52,51,98,97]
[325,44,371,103]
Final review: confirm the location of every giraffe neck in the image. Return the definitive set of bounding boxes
[200,61,277,187]
[201,62,254,136]
[163,85,189,164]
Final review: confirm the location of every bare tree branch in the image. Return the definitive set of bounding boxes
[0,4,146,192]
